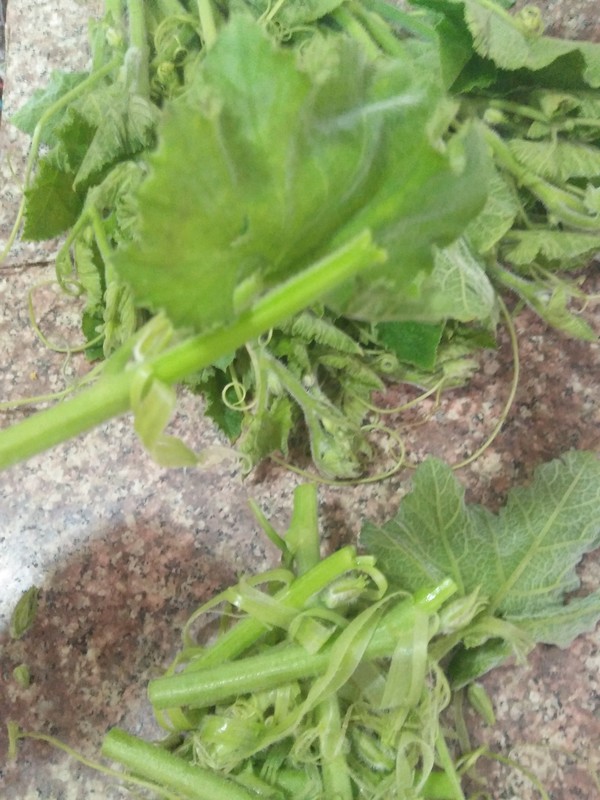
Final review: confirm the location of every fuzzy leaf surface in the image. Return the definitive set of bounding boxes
[361,452,600,628]
[9,70,89,147]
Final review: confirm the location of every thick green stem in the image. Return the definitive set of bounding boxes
[102,728,256,800]
[348,0,410,56]
[287,483,321,577]
[197,0,217,48]
[331,6,381,59]
[148,579,456,710]
[0,231,383,470]
[182,545,360,671]
[316,694,353,800]
[104,0,126,21]
[127,0,151,97]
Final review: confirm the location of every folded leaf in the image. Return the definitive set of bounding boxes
[115,16,489,332]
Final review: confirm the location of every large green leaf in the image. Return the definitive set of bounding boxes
[361,452,600,623]
[115,17,488,332]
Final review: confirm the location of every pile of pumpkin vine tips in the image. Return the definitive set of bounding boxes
[3,0,600,798]
[8,454,600,798]
[0,0,599,478]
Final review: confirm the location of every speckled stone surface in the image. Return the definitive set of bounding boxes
[0,2,599,799]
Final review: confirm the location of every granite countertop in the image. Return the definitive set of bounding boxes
[0,2,599,798]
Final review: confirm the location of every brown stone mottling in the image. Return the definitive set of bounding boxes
[1,2,599,799]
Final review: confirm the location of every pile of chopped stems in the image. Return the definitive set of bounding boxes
[99,485,466,800]
[9,452,600,797]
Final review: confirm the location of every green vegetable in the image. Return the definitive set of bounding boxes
[102,728,259,800]
[147,578,455,710]
[1,0,599,478]
[11,455,597,798]
[9,586,39,640]
[12,664,31,689]
[361,450,600,685]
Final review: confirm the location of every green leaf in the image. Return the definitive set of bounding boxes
[82,308,106,360]
[194,369,245,441]
[465,167,520,253]
[279,311,363,356]
[508,591,600,648]
[23,158,85,240]
[412,0,600,88]
[12,664,32,689]
[379,237,496,324]
[10,587,40,639]
[375,320,443,370]
[9,70,89,147]
[446,639,513,688]
[131,369,198,467]
[71,86,159,188]
[534,285,598,341]
[325,123,490,321]
[503,229,600,270]
[464,0,600,85]
[508,138,600,183]
[428,238,497,320]
[115,17,488,332]
[238,394,295,467]
[361,451,600,626]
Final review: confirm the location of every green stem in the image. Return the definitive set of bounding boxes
[434,729,467,800]
[149,0,188,19]
[10,728,181,800]
[148,578,456,710]
[181,545,361,670]
[127,0,151,97]
[486,98,549,124]
[348,0,409,56]
[104,0,126,21]
[197,0,217,48]
[274,768,316,794]
[286,483,320,577]
[102,728,256,800]
[360,0,437,40]
[315,694,353,800]
[330,6,381,59]
[151,232,385,384]
[0,231,383,470]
